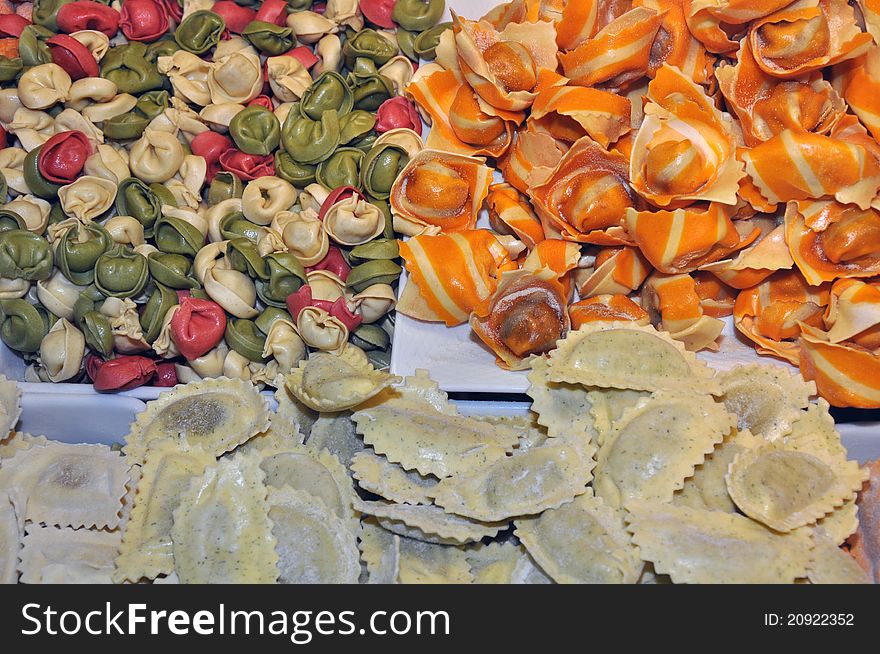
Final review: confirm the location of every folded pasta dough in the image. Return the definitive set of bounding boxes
[674,428,745,514]
[268,487,360,584]
[359,518,401,584]
[397,535,474,584]
[352,398,520,478]
[124,377,270,464]
[626,500,814,583]
[641,273,726,352]
[0,375,21,438]
[113,437,214,583]
[6,442,129,529]
[515,492,641,584]
[350,450,438,505]
[586,388,651,446]
[305,412,364,468]
[0,495,19,584]
[807,534,872,584]
[353,498,507,545]
[19,525,121,584]
[171,454,279,584]
[593,392,733,509]
[465,541,553,585]
[432,441,595,521]
[717,364,815,440]
[526,356,599,444]
[547,323,720,394]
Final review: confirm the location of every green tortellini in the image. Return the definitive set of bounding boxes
[94,246,149,299]
[392,0,446,33]
[0,57,24,82]
[175,11,226,55]
[219,212,262,242]
[55,222,112,285]
[396,29,419,61]
[274,151,317,187]
[149,183,178,209]
[229,106,281,156]
[242,21,296,56]
[0,299,51,353]
[350,323,390,351]
[342,29,398,69]
[115,177,163,236]
[147,252,200,290]
[22,146,61,200]
[348,73,394,112]
[0,230,54,281]
[281,107,341,165]
[225,318,268,362]
[32,0,74,33]
[101,43,166,95]
[338,110,377,146]
[154,214,206,257]
[316,147,364,190]
[413,22,452,61]
[71,284,104,326]
[257,252,306,307]
[349,238,399,264]
[80,310,114,358]
[254,306,291,336]
[140,282,178,343]
[300,72,353,120]
[146,36,182,64]
[18,25,54,68]
[0,209,26,233]
[361,143,409,200]
[347,259,402,293]
[226,237,268,280]
[207,172,244,205]
[371,198,395,238]
[103,89,171,141]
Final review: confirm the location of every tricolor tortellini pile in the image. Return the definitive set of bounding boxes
[0,0,452,390]
[2,321,878,584]
[388,0,880,409]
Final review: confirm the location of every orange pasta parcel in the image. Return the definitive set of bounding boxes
[630,64,745,208]
[799,334,880,408]
[842,46,880,144]
[530,135,640,245]
[642,272,726,350]
[569,294,650,328]
[398,229,520,327]
[487,182,546,249]
[522,238,581,298]
[625,202,759,274]
[637,0,715,85]
[497,122,567,194]
[470,267,570,369]
[701,216,794,289]
[390,149,493,235]
[685,0,806,54]
[559,6,663,91]
[576,246,652,298]
[692,270,738,317]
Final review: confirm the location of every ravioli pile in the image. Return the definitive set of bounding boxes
[392,0,880,409]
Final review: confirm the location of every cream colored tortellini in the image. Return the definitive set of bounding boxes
[208,51,263,105]
[104,215,146,247]
[0,147,28,195]
[297,307,349,353]
[37,271,84,321]
[152,304,181,359]
[17,64,72,110]
[71,30,110,61]
[266,56,313,103]
[306,270,346,302]
[373,128,424,157]
[8,108,55,151]
[158,52,212,107]
[186,341,229,378]
[149,99,209,144]
[67,77,118,111]
[163,155,207,210]
[194,241,259,319]
[4,195,51,234]
[0,88,23,124]
[0,277,31,300]
[54,108,104,146]
[129,130,186,184]
[262,319,306,374]
[162,205,209,240]
[205,198,243,242]
[58,176,117,222]
[84,144,131,184]
[273,102,295,127]
[242,177,297,226]
[286,11,339,45]
[81,93,138,123]
[322,195,385,246]
[352,284,397,324]
[100,296,149,353]
[39,318,85,383]
[380,56,416,96]
[325,0,362,29]
[314,34,343,75]
[298,183,330,213]
[199,102,245,133]
[214,36,260,60]
[280,208,330,267]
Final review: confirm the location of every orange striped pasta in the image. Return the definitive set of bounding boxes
[487,182,546,249]
[686,0,803,54]
[717,39,846,146]
[545,0,600,51]
[630,64,744,207]
[407,66,521,158]
[522,238,580,298]
[529,72,632,148]
[733,269,830,364]
[470,267,569,369]
[692,270,737,317]
[390,149,493,235]
[785,201,880,285]
[497,123,567,194]
[481,0,542,28]
[642,272,725,350]
[843,46,880,144]
[399,229,518,326]
[577,246,652,298]
[748,0,872,79]
[569,294,649,328]
[559,6,662,91]
[820,278,880,347]
[741,130,880,210]
[625,202,758,274]
[530,135,639,245]
[799,332,880,408]
[453,11,559,112]
[638,0,715,85]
